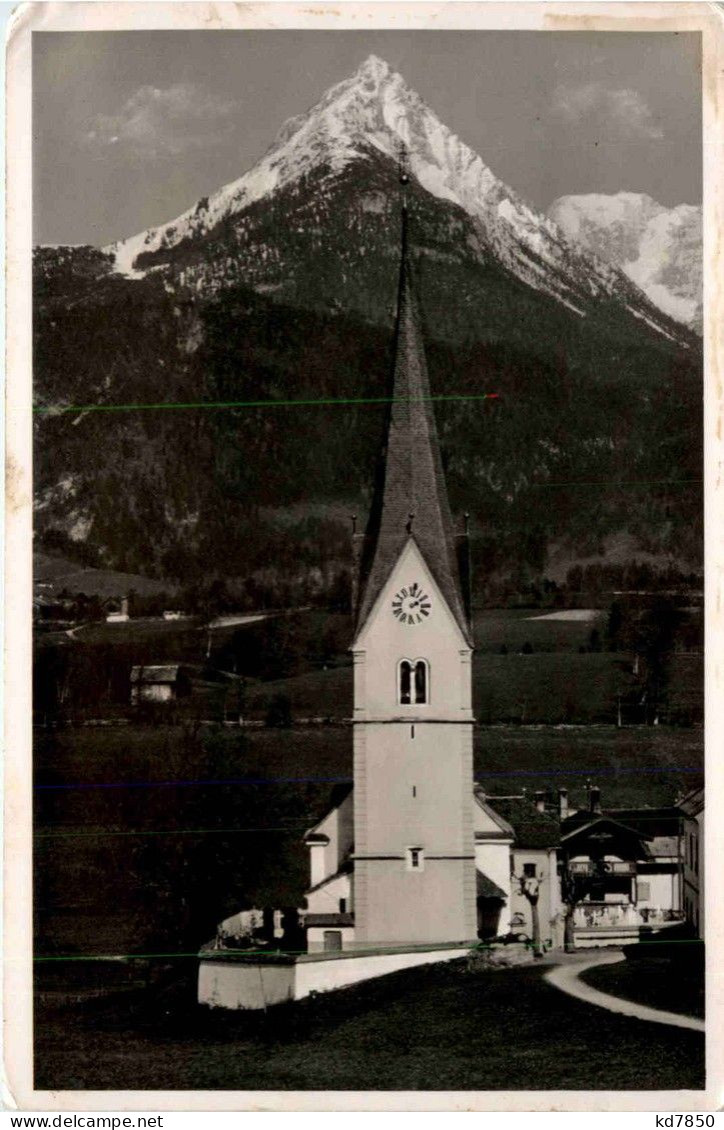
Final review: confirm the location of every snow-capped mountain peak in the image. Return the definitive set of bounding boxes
[105,53,497,275]
[103,56,688,344]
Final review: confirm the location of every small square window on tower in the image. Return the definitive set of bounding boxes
[523,862,537,878]
[406,846,424,871]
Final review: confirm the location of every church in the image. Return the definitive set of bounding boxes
[303,196,506,954]
[199,191,550,1009]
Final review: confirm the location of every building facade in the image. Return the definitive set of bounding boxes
[679,786,704,938]
[559,789,684,946]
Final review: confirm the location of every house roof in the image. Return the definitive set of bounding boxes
[562,806,680,839]
[473,790,516,839]
[353,207,471,646]
[305,858,353,896]
[485,797,561,849]
[130,664,184,684]
[561,815,653,843]
[678,786,704,817]
[303,783,353,839]
[560,815,653,859]
[476,870,507,900]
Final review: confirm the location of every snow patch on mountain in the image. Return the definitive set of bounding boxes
[548,193,701,332]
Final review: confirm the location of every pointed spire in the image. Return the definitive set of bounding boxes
[354,186,472,644]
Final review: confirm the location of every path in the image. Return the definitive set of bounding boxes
[207,606,312,630]
[545,951,705,1032]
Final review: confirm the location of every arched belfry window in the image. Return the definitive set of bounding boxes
[398,659,429,705]
[414,660,427,704]
[399,660,412,704]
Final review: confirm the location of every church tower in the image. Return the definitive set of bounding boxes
[351,192,478,949]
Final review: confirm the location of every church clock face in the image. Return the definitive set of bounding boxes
[392,582,432,624]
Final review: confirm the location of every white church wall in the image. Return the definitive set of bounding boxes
[305,926,356,953]
[199,945,473,1010]
[307,789,354,884]
[305,870,351,915]
[475,842,512,933]
[355,856,476,946]
[309,842,327,888]
[356,722,473,856]
[294,945,469,999]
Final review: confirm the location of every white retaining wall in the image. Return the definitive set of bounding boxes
[198,945,471,1010]
[198,959,294,1010]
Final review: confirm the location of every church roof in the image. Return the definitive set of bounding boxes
[476,871,507,900]
[354,207,472,646]
[485,797,561,850]
[303,783,353,840]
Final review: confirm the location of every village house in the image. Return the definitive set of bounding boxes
[130,664,192,705]
[478,792,562,948]
[558,786,684,947]
[106,596,130,623]
[679,785,704,938]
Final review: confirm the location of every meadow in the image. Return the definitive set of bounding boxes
[34,602,703,728]
[34,958,704,1091]
[581,957,704,1020]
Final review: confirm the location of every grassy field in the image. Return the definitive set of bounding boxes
[34,604,703,727]
[34,958,704,1091]
[35,723,703,807]
[470,607,603,652]
[581,956,705,1020]
[248,650,701,725]
[35,553,173,600]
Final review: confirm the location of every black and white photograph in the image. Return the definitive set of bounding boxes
[7,2,721,1108]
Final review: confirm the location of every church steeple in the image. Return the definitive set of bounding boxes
[354,186,472,645]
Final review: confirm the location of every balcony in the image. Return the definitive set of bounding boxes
[573,901,684,936]
[568,861,637,876]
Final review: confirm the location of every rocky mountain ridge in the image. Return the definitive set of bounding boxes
[548,192,702,333]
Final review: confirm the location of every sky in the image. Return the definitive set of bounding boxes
[33,30,702,247]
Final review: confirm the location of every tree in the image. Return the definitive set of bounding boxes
[636,596,682,724]
[559,857,611,953]
[265,692,292,728]
[606,600,624,651]
[127,726,315,961]
[514,870,544,958]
